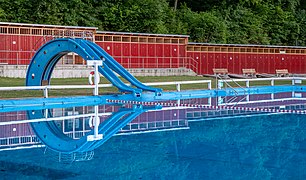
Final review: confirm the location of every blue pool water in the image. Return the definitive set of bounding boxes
[0,113,306,179]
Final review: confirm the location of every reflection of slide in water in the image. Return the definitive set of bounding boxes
[28,104,161,153]
[0,104,189,154]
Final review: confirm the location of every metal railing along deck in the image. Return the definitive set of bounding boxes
[0,80,212,98]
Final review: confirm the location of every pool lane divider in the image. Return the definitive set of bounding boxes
[106,99,306,115]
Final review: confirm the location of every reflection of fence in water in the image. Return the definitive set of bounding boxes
[0,135,40,150]
[43,147,95,163]
[61,107,189,139]
[119,108,189,134]
[0,104,154,150]
[0,111,41,150]
[186,98,306,121]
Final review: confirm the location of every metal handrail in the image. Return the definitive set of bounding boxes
[219,77,306,83]
[185,56,199,74]
[216,75,241,106]
[0,80,212,97]
[227,77,248,106]
[144,80,211,86]
[0,80,212,91]
[112,55,199,73]
[33,35,54,51]
[217,77,305,106]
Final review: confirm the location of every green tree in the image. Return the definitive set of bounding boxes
[222,5,269,44]
[60,0,100,27]
[28,0,63,25]
[96,0,170,33]
[294,9,305,45]
[264,5,299,45]
[0,0,28,22]
[0,7,4,21]
[178,5,227,43]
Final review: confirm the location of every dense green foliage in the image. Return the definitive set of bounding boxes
[0,0,305,46]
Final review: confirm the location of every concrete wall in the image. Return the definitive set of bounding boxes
[0,65,28,78]
[0,65,196,78]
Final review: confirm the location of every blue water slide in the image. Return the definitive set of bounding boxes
[31,38,157,95]
[27,38,88,85]
[26,38,140,95]
[83,40,162,94]
[77,39,141,95]
[99,63,142,95]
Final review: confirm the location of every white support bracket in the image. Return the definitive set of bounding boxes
[87,105,103,141]
[87,134,103,141]
[87,60,103,96]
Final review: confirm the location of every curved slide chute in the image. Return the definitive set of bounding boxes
[26,38,161,95]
